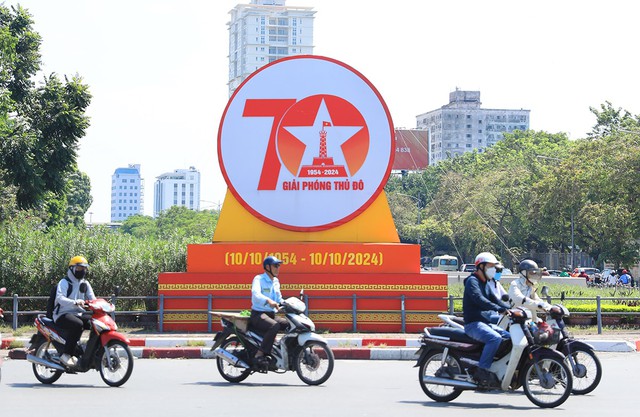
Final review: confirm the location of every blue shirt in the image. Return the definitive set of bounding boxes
[463,273,510,324]
[619,274,630,285]
[251,272,283,312]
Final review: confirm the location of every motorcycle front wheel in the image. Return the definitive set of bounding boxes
[294,341,334,385]
[31,339,63,384]
[99,340,134,387]
[522,354,572,408]
[564,347,601,395]
[216,337,251,383]
[418,349,463,402]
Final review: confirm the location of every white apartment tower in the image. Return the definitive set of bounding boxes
[416,90,530,164]
[111,164,144,222]
[153,167,201,217]
[228,0,315,96]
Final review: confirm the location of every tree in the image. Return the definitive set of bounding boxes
[156,206,218,240]
[588,101,640,138]
[45,169,93,227]
[0,5,91,210]
[121,206,220,241]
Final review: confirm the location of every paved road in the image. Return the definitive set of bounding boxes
[1,352,637,416]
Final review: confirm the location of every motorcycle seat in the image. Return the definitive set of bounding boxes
[41,317,56,326]
[429,327,479,344]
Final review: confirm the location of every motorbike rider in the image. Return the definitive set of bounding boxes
[463,252,511,388]
[486,263,508,300]
[53,256,96,367]
[508,259,559,315]
[250,255,288,366]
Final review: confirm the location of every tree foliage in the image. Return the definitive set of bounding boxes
[121,206,219,240]
[0,5,91,213]
[387,113,640,269]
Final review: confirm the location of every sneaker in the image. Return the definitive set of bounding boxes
[60,354,77,367]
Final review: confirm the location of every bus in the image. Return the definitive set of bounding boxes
[431,255,459,271]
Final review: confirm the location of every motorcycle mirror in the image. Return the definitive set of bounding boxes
[114,286,121,297]
[560,291,565,302]
[501,294,510,302]
[299,289,304,300]
[540,286,549,297]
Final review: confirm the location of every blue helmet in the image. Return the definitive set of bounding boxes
[263,256,283,270]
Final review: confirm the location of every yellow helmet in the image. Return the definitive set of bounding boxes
[68,256,89,267]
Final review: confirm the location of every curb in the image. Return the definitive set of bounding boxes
[4,336,638,360]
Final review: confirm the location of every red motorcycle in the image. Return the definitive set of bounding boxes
[27,292,134,387]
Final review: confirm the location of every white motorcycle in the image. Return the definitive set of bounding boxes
[438,286,602,395]
[210,294,334,385]
[416,308,573,408]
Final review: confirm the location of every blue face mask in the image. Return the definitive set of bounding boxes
[494,272,502,281]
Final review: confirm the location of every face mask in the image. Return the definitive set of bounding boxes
[73,268,86,280]
[494,271,502,281]
[485,267,496,279]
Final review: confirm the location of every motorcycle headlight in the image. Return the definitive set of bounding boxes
[92,318,111,332]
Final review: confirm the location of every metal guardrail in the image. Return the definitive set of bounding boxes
[2,294,639,334]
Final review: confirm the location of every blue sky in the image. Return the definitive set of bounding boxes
[9,0,640,222]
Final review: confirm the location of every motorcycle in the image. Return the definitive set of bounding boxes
[0,287,6,382]
[416,308,573,408]
[27,289,134,387]
[539,286,602,395]
[438,286,602,395]
[210,293,334,385]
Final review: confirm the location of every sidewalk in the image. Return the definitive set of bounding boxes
[4,331,639,360]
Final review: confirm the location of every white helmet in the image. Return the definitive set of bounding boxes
[474,252,499,267]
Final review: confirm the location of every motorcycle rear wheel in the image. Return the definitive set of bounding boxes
[216,337,251,383]
[522,354,572,408]
[294,341,334,385]
[565,348,601,395]
[99,340,134,387]
[418,350,463,402]
[31,340,63,384]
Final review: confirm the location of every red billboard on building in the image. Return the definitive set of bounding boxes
[393,129,428,171]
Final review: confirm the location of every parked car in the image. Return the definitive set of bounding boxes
[546,269,563,276]
[460,263,476,273]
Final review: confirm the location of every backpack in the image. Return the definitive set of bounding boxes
[45,276,72,319]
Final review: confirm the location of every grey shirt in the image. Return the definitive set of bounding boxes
[53,270,96,322]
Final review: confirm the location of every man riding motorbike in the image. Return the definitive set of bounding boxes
[250,255,288,366]
[54,256,96,367]
[463,252,511,388]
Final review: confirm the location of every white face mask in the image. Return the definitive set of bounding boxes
[485,267,497,279]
